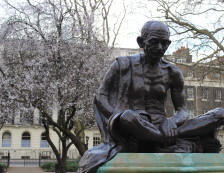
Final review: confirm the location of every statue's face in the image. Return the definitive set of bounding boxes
[143,23,171,61]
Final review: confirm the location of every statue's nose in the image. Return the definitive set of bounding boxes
[158,42,163,49]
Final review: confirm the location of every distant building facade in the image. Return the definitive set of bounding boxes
[165,46,224,148]
[164,46,224,118]
[0,124,101,159]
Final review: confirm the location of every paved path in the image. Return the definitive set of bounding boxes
[6,167,76,173]
[6,167,45,173]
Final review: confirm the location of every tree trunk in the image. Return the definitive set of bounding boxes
[58,161,66,173]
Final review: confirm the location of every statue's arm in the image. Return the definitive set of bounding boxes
[170,67,189,126]
[160,67,189,142]
[96,60,119,118]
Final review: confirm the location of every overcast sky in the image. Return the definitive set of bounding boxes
[0,0,212,57]
[112,0,159,49]
[0,0,149,48]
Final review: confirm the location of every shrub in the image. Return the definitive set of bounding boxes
[41,162,56,172]
[66,160,79,172]
[41,159,79,172]
[0,163,7,171]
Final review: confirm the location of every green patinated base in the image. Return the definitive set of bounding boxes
[97,153,224,173]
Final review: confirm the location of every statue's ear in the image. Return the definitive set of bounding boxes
[137,36,144,48]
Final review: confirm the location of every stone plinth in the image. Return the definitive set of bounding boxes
[97,153,224,173]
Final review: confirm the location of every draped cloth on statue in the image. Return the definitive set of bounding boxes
[78,53,149,173]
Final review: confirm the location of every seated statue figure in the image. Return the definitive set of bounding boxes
[78,20,224,173]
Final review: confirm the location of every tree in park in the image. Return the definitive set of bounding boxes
[150,0,224,69]
[0,0,126,172]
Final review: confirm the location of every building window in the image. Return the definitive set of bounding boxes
[201,88,208,100]
[93,133,101,147]
[2,132,11,147]
[40,132,49,148]
[176,57,186,63]
[189,110,195,118]
[214,73,221,80]
[214,89,221,101]
[187,87,194,100]
[187,70,194,78]
[21,156,30,159]
[22,132,31,147]
[167,56,175,62]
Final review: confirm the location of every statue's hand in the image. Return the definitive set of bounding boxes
[160,118,178,144]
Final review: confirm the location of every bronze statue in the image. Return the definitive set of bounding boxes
[78,21,224,173]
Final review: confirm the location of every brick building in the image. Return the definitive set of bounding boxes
[164,46,224,118]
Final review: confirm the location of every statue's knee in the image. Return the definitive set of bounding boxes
[120,110,134,123]
[118,110,136,133]
[214,107,224,119]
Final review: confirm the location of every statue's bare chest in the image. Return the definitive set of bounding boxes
[143,64,170,97]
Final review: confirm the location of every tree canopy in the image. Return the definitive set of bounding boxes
[0,0,126,159]
[150,0,224,66]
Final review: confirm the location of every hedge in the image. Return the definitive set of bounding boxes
[41,159,79,172]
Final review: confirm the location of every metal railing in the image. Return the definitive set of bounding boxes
[0,151,79,168]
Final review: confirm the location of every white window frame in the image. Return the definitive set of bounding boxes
[21,132,31,148]
[214,73,221,80]
[2,132,11,147]
[40,132,49,148]
[176,57,186,63]
[201,88,208,100]
[187,87,194,100]
[189,110,195,118]
[187,70,194,78]
[40,140,49,148]
[214,88,222,101]
[93,133,101,147]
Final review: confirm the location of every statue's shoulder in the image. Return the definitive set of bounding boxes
[161,59,183,78]
[116,55,130,65]
[161,59,181,72]
[116,53,142,62]
[116,53,142,69]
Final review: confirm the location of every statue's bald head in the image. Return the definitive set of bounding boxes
[137,21,171,49]
[137,21,171,60]
[141,21,170,39]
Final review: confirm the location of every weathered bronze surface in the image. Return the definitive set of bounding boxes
[78,21,224,173]
[97,153,224,173]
